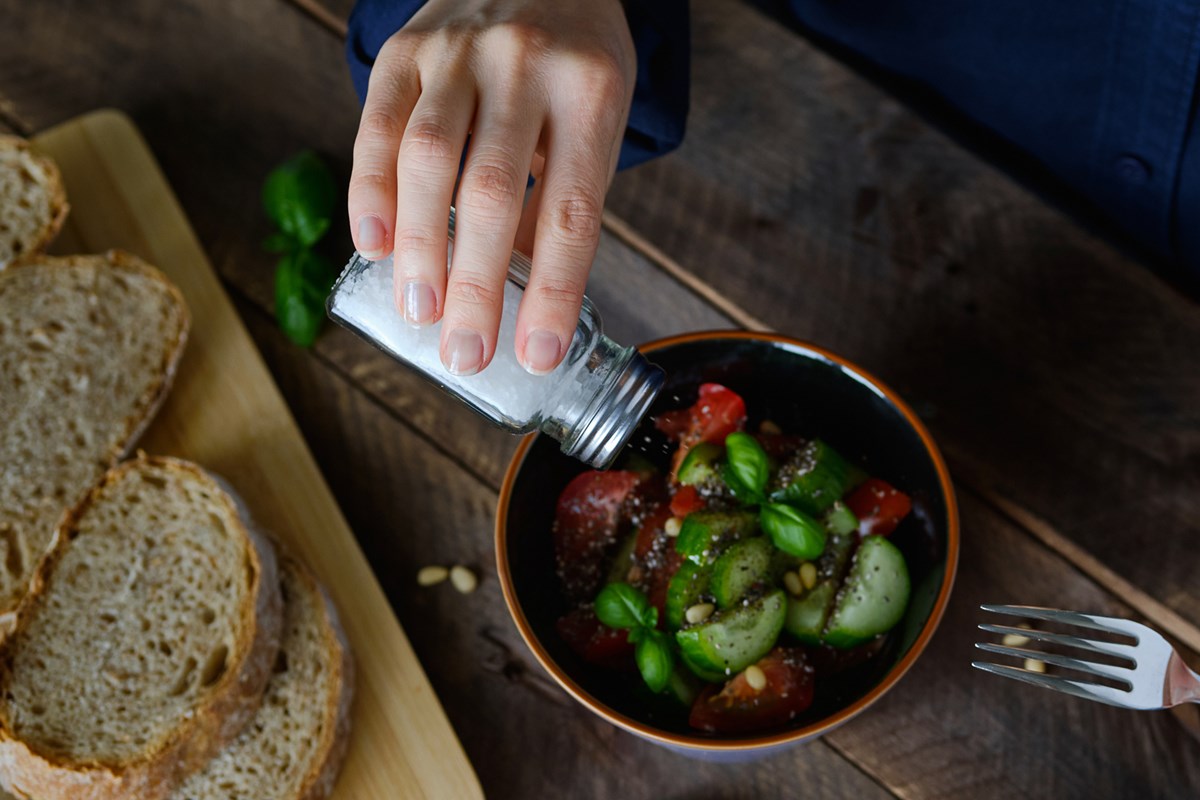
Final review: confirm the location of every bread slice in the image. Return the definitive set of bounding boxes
[0,457,283,800]
[0,136,68,268]
[0,251,189,634]
[171,555,354,800]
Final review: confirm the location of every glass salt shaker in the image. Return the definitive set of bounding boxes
[325,209,664,469]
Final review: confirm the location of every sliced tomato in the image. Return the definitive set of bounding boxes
[689,648,815,734]
[845,478,912,537]
[655,383,747,477]
[669,485,705,518]
[555,607,636,671]
[633,502,676,561]
[553,470,640,601]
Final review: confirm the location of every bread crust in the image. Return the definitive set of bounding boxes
[0,456,282,800]
[292,558,355,800]
[0,251,190,637]
[0,135,69,268]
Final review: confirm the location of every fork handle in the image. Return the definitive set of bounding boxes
[1166,652,1200,706]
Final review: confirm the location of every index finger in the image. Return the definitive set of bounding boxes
[347,42,421,260]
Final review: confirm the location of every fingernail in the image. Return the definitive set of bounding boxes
[444,329,484,376]
[523,329,562,375]
[402,282,436,326]
[357,214,386,257]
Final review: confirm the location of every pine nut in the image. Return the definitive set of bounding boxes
[417,566,449,587]
[685,603,715,624]
[449,565,478,594]
[744,665,767,691]
[1002,632,1031,648]
[759,420,782,435]
[783,571,803,596]
[799,561,818,590]
[664,517,683,537]
[1023,658,1046,673]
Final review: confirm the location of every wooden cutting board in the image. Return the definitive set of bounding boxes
[31,109,482,800]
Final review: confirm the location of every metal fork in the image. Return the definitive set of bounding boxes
[972,604,1200,709]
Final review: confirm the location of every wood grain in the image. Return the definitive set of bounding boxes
[239,274,1200,798]
[3,0,1199,796]
[235,294,898,800]
[32,110,481,800]
[599,0,1200,631]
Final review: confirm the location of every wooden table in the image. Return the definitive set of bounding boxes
[3,1,1198,797]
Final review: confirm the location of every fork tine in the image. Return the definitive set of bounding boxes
[977,623,1137,661]
[971,661,1136,708]
[980,605,1139,640]
[973,642,1134,686]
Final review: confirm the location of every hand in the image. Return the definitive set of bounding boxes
[347,0,636,376]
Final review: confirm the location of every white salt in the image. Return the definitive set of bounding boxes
[328,254,579,426]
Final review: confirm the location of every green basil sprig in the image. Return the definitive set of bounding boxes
[262,151,338,347]
[594,583,674,693]
[761,502,826,559]
[721,432,769,504]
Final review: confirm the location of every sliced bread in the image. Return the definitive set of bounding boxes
[0,456,283,800]
[0,251,189,634]
[0,136,68,268]
[171,555,354,800]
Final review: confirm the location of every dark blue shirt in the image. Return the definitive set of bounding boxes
[347,1,1200,285]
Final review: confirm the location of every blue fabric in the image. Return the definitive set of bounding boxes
[345,0,689,171]
[347,0,1200,284]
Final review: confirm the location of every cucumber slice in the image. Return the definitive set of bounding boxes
[665,664,703,706]
[679,648,729,683]
[606,531,639,585]
[784,581,836,644]
[709,537,775,609]
[675,590,787,676]
[677,442,723,486]
[665,560,712,629]
[675,510,759,564]
[824,536,911,649]
[821,501,859,537]
[770,440,854,515]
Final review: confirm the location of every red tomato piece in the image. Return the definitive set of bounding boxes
[655,383,747,477]
[689,648,815,734]
[845,478,913,537]
[555,607,636,671]
[669,485,706,518]
[633,502,676,561]
[553,470,640,601]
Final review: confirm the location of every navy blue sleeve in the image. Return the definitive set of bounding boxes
[345,0,690,171]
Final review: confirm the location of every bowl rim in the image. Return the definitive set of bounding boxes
[496,329,960,751]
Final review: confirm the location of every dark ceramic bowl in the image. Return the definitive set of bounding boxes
[497,331,959,757]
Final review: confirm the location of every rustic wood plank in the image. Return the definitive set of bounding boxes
[0,1,884,796]
[289,0,1200,637]
[239,289,1200,798]
[597,0,1200,632]
[5,1,1199,797]
[235,294,896,800]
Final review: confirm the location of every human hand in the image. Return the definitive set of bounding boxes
[347,0,636,376]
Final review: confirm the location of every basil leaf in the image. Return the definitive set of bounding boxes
[761,502,826,559]
[595,583,651,631]
[263,151,337,249]
[722,432,769,504]
[635,630,674,694]
[262,231,297,254]
[275,249,337,347]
